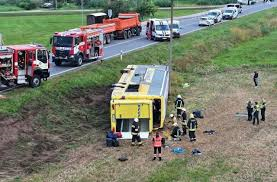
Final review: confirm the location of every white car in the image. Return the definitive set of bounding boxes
[226,3,242,13]
[223,7,239,20]
[169,20,181,38]
[198,16,215,26]
[207,9,223,23]
[237,0,256,5]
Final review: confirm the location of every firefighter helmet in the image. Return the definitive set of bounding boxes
[190,113,194,119]
[177,95,182,99]
[182,108,186,111]
[170,114,174,118]
[173,122,178,127]
[134,118,139,122]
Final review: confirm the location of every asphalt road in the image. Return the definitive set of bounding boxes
[42,2,277,77]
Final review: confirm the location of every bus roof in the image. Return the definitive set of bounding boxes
[112,65,169,98]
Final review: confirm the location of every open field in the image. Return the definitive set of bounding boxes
[0,8,277,182]
[0,9,205,46]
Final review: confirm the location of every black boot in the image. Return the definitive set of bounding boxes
[152,157,156,161]
[159,157,162,161]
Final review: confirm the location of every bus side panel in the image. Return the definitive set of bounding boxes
[115,103,150,119]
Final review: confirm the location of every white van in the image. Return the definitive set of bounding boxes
[223,7,239,20]
[146,19,170,41]
[169,20,181,38]
[237,0,256,5]
[226,3,242,13]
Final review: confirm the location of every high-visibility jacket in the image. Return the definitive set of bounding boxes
[175,98,184,109]
[131,121,140,135]
[152,136,162,147]
[260,102,266,110]
[187,118,198,131]
[253,104,260,116]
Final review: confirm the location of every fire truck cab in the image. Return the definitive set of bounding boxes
[51,28,104,67]
[0,44,50,88]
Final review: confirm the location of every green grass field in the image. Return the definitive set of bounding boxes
[1,8,277,182]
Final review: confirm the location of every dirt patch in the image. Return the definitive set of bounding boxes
[0,86,111,180]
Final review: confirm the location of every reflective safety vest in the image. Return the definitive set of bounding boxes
[175,98,184,109]
[187,118,197,131]
[254,104,260,112]
[260,102,266,110]
[131,122,140,135]
[153,136,162,147]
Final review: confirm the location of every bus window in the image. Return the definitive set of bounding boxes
[153,99,161,128]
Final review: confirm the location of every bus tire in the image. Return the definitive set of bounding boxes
[30,75,41,88]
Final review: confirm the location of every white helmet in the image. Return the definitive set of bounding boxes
[173,123,178,127]
[134,118,139,122]
[177,95,182,99]
[182,108,186,111]
[170,114,174,118]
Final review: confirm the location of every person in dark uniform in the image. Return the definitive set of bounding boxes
[181,108,187,136]
[246,99,254,121]
[260,99,267,121]
[131,118,142,146]
[253,102,260,125]
[187,113,198,142]
[175,95,184,118]
[253,71,259,87]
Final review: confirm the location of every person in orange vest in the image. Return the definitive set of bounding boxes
[152,131,165,161]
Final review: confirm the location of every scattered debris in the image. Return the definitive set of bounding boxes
[118,154,128,162]
[171,147,185,154]
[192,110,204,118]
[192,149,202,156]
[203,130,216,135]
[182,83,190,88]
[0,94,6,99]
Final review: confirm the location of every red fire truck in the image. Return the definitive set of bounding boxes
[51,28,104,67]
[0,44,50,88]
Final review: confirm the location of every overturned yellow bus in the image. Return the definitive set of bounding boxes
[110,65,169,139]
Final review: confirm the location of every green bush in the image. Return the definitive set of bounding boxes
[18,0,40,10]
[154,0,172,7]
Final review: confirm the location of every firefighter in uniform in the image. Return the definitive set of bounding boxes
[152,131,164,161]
[253,102,260,125]
[170,114,177,125]
[246,99,254,121]
[187,113,198,142]
[260,99,266,121]
[131,118,142,146]
[181,108,187,136]
[171,123,181,141]
[175,95,185,118]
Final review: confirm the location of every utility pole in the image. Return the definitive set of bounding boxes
[55,0,58,10]
[168,0,173,95]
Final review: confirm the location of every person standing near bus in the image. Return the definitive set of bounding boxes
[175,95,184,118]
[152,132,164,161]
[131,118,142,146]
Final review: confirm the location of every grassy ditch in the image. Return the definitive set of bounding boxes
[1,8,277,181]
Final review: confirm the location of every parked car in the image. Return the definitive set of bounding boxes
[198,16,215,26]
[207,9,223,23]
[223,7,239,20]
[169,20,181,38]
[41,2,53,8]
[226,3,242,13]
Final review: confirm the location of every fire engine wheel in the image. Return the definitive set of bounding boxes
[123,31,128,39]
[30,75,41,88]
[127,30,132,38]
[75,55,83,66]
[54,59,62,66]
[106,34,111,44]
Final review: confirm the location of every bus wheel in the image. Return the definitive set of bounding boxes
[30,75,41,88]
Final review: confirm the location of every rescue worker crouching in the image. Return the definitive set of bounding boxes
[152,131,165,161]
[187,113,198,142]
[171,123,182,141]
[131,118,142,146]
[175,95,185,118]
[170,114,177,126]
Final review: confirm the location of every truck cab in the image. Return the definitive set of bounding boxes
[51,28,104,67]
[146,19,170,41]
[0,44,50,88]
